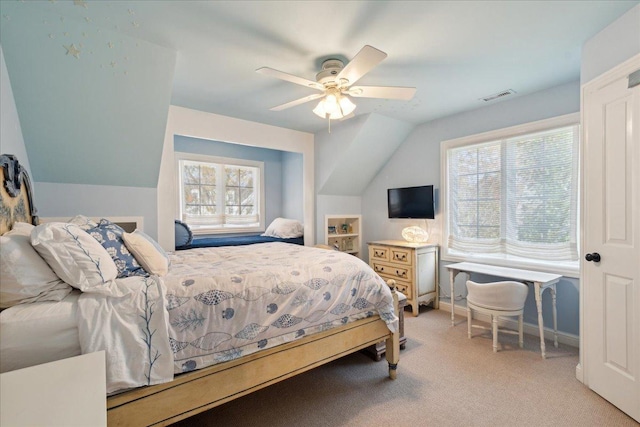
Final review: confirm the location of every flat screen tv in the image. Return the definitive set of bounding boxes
[387,185,435,219]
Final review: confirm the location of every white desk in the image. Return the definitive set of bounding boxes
[445,262,561,359]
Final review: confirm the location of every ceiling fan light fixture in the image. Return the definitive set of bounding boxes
[313,93,356,120]
[324,93,338,111]
[339,95,356,116]
[312,99,329,118]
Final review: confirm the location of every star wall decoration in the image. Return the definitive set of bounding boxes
[64,43,81,59]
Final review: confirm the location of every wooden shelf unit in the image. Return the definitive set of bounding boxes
[325,215,361,258]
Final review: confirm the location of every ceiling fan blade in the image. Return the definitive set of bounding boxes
[347,85,416,100]
[256,67,325,91]
[339,112,356,121]
[270,93,325,111]
[337,45,387,87]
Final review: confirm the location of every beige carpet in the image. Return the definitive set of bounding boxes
[173,307,637,426]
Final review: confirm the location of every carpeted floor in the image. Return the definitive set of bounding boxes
[173,307,637,426]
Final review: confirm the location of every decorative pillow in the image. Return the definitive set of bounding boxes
[174,219,193,249]
[67,214,98,230]
[261,218,304,239]
[122,230,170,276]
[0,223,72,309]
[86,219,148,278]
[30,222,120,294]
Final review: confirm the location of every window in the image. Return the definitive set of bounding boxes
[176,153,264,234]
[441,113,580,275]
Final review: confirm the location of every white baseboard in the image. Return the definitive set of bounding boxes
[438,301,580,348]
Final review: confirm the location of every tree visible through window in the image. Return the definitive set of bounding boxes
[177,155,262,232]
[443,117,579,269]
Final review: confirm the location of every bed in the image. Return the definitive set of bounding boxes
[0,154,400,426]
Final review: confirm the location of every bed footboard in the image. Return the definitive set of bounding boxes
[107,313,398,426]
[385,279,400,379]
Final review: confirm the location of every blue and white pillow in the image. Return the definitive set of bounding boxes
[87,219,148,278]
[174,219,193,249]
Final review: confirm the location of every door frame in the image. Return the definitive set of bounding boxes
[578,52,640,384]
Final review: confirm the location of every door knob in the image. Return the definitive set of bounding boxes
[585,252,601,262]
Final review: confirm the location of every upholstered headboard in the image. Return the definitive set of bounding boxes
[0,154,38,235]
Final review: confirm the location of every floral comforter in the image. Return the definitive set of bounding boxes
[77,243,398,393]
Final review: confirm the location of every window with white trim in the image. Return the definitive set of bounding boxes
[441,114,580,275]
[176,153,264,234]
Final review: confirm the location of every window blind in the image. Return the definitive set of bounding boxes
[447,125,579,262]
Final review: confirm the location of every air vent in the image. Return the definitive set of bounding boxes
[480,89,516,102]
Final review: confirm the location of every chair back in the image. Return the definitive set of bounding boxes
[466,280,528,311]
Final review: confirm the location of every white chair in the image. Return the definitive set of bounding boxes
[466,280,529,352]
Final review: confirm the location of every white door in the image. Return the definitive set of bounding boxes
[582,54,640,422]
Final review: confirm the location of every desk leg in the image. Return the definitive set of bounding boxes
[534,282,546,359]
[449,269,456,326]
[551,284,558,348]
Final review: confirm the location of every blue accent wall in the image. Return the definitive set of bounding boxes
[175,135,304,232]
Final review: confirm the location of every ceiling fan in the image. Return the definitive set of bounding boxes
[256,45,416,122]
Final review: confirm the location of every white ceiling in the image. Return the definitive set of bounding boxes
[47,0,638,133]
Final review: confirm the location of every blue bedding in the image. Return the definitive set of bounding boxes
[177,234,304,250]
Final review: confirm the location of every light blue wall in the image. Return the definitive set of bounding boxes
[281,151,304,222]
[0,2,176,188]
[313,113,414,249]
[33,182,158,240]
[581,4,640,84]
[175,136,304,233]
[0,45,30,177]
[360,80,581,336]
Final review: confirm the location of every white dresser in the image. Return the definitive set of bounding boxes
[368,240,439,316]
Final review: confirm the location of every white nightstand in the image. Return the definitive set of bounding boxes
[0,351,106,426]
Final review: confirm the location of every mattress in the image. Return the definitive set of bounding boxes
[0,290,81,373]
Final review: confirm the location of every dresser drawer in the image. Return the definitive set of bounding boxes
[372,271,413,299]
[390,248,412,266]
[369,245,390,262]
[390,280,413,299]
[371,261,413,283]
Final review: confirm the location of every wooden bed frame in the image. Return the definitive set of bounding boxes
[0,153,400,427]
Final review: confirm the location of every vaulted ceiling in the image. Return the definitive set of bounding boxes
[1,1,637,189]
[3,1,637,136]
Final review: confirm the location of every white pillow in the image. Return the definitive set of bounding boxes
[30,222,121,295]
[0,223,72,309]
[261,218,304,239]
[122,230,170,276]
[67,214,98,230]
